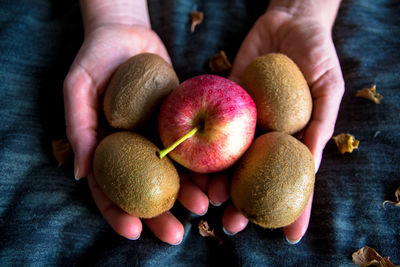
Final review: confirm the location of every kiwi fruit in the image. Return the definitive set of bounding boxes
[93,131,180,218]
[241,53,312,134]
[103,53,179,130]
[230,132,315,228]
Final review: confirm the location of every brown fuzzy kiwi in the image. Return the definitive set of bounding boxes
[93,131,180,218]
[230,132,315,228]
[103,53,179,130]
[241,53,312,134]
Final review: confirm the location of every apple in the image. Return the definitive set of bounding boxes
[158,74,257,173]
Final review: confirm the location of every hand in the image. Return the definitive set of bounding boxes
[222,4,344,243]
[63,24,202,245]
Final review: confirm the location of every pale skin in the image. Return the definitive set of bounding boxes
[63,0,344,245]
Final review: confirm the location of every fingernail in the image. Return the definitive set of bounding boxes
[171,238,183,246]
[199,208,208,216]
[127,233,141,241]
[74,167,80,180]
[285,235,302,245]
[222,227,236,236]
[209,199,222,207]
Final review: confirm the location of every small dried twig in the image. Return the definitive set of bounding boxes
[198,220,223,245]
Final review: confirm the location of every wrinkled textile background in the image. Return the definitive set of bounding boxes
[0,0,399,266]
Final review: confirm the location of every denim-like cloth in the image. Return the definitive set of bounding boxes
[0,0,399,266]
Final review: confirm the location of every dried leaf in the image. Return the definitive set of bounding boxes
[198,220,223,245]
[352,246,399,267]
[383,186,400,209]
[356,85,383,104]
[190,11,203,33]
[51,138,73,167]
[332,133,360,154]
[209,50,232,74]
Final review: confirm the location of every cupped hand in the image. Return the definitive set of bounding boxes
[220,9,344,242]
[63,24,207,244]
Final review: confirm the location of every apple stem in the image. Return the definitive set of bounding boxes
[159,126,200,159]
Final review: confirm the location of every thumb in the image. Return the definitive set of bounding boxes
[63,64,99,179]
[228,44,260,84]
[228,28,268,84]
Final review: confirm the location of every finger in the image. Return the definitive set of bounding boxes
[285,69,342,244]
[188,172,210,192]
[63,65,99,179]
[283,192,314,244]
[303,66,344,171]
[208,172,230,206]
[87,174,142,240]
[178,172,209,215]
[222,202,249,235]
[143,212,184,245]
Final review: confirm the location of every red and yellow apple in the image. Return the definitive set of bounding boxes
[158,74,257,173]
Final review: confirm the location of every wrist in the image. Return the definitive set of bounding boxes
[80,0,151,34]
[268,0,342,30]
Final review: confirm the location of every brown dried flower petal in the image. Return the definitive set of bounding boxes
[352,246,399,267]
[190,11,203,33]
[198,220,223,245]
[356,85,383,104]
[332,133,360,154]
[209,50,232,74]
[383,186,400,209]
[51,138,73,167]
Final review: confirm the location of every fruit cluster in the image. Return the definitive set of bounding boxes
[231,53,315,229]
[93,52,315,229]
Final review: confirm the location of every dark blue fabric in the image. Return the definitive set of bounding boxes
[0,0,399,265]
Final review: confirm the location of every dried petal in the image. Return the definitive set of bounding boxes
[198,220,223,245]
[352,246,399,267]
[51,138,73,167]
[209,51,232,74]
[383,186,400,209]
[352,246,384,266]
[332,133,360,154]
[356,85,383,104]
[190,11,203,33]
